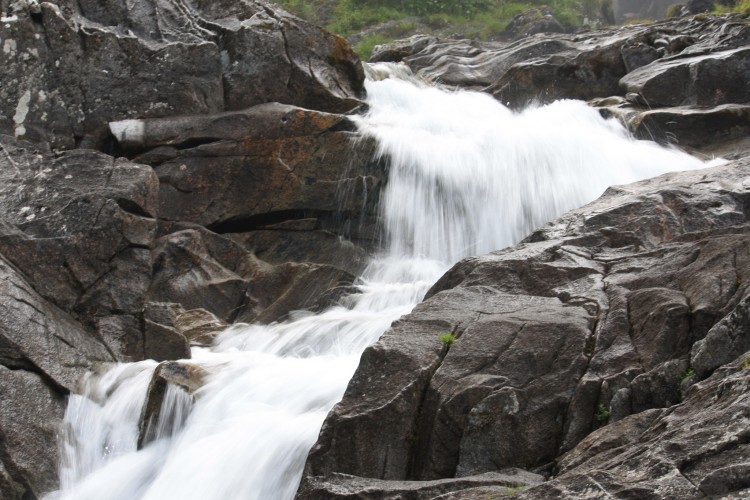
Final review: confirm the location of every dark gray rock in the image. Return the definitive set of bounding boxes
[0,366,65,500]
[691,293,750,378]
[626,104,750,148]
[148,228,260,323]
[489,40,627,107]
[621,41,661,72]
[370,35,435,64]
[228,223,370,277]
[137,107,381,234]
[0,135,159,360]
[521,354,750,498]
[301,158,750,494]
[235,261,357,324]
[375,14,750,110]
[0,0,364,150]
[173,307,228,347]
[148,226,357,325]
[620,46,750,107]
[143,303,192,362]
[0,253,114,392]
[137,360,206,448]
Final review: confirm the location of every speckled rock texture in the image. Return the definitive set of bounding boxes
[0,1,376,498]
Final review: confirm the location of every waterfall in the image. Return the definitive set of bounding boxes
[48,63,706,500]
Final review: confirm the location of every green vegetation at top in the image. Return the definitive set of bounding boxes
[275,0,750,60]
[712,0,750,12]
[277,0,612,58]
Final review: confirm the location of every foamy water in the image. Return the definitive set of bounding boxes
[49,62,705,500]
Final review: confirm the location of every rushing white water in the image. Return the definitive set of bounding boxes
[50,63,706,500]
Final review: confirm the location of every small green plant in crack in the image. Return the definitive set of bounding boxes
[743,357,750,370]
[439,332,457,347]
[595,403,611,422]
[681,368,696,380]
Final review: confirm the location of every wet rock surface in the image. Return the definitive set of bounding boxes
[301,158,750,497]
[0,0,374,497]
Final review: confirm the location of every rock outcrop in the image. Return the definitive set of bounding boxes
[0,0,376,498]
[1,0,364,150]
[301,155,750,499]
[371,13,750,153]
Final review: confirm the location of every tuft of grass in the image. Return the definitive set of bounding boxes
[742,357,750,370]
[681,368,696,380]
[439,332,457,346]
[713,0,750,13]
[355,34,393,60]
[595,403,611,422]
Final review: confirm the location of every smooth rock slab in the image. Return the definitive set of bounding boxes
[0,253,113,392]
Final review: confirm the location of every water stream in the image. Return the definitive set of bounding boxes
[49,63,706,499]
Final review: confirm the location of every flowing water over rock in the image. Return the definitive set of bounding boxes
[49,63,705,499]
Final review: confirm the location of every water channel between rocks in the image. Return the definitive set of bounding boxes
[47,63,708,500]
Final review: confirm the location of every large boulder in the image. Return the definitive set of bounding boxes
[0,135,158,359]
[301,158,750,496]
[121,104,383,280]
[620,46,750,107]
[148,224,357,325]
[124,105,381,233]
[624,104,750,148]
[0,236,114,500]
[0,0,364,150]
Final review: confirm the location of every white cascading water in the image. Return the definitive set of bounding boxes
[48,63,707,500]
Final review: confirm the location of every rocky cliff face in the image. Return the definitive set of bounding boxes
[298,13,750,500]
[0,1,377,498]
